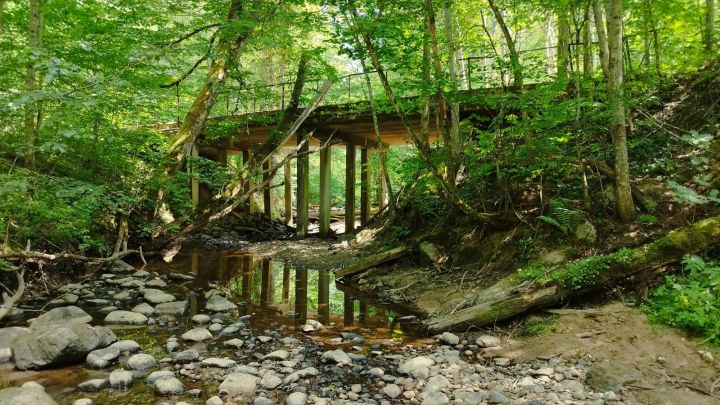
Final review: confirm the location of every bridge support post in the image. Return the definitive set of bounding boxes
[319,145,332,237]
[360,148,371,226]
[296,134,310,237]
[344,142,356,233]
[283,159,293,225]
[263,158,273,218]
[343,293,355,326]
[242,150,258,213]
[217,148,228,167]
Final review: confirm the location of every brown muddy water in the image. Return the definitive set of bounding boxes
[1,247,430,404]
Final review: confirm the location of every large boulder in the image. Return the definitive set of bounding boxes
[0,386,57,405]
[29,306,92,326]
[12,322,116,370]
[0,327,30,349]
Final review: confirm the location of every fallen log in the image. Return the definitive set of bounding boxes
[335,246,410,278]
[425,215,720,332]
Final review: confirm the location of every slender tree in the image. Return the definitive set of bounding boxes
[556,8,572,80]
[706,0,716,52]
[23,0,42,170]
[593,0,610,81]
[606,0,635,222]
[487,0,523,88]
[443,0,462,180]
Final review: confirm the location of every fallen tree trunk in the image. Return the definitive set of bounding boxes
[426,215,720,332]
[335,246,410,278]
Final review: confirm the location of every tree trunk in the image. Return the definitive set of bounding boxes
[426,215,720,332]
[545,15,557,77]
[443,0,462,181]
[487,0,522,89]
[167,0,250,171]
[706,0,716,52]
[606,0,635,222]
[23,0,42,170]
[593,0,610,82]
[556,9,572,80]
[583,6,594,78]
[335,246,410,278]
[350,4,498,225]
[645,0,662,75]
[0,0,6,35]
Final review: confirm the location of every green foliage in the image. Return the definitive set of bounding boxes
[551,248,634,289]
[517,260,549,282]
[523,315,560,337]
[539,199,586,234]
[645,255,720,344]
[636,214,658,224]
[666,180,720,206]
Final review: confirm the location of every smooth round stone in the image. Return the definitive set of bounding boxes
[383,384,401,398]
[109,340,140,353]
[104,310,147,325]
[263,350,289,361]
[127,353,157,370]
[285,392,307,405]
[153,377,184,396]
[260,373,282,389]
[192,314,211,324]
[77,379,108,392]
[218,373,257,397]
[181,328,212,342]
[109,369,133,390]
[86,347,120,369]
[131,303,155,316]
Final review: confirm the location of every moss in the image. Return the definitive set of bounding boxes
[517,260,550,282]
[523,315,559,336]
[550,248,634,289]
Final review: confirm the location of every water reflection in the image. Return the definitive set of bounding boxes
[156,249,396,331]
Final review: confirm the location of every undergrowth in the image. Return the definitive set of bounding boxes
[644,255,720,345]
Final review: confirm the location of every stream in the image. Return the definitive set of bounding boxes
[0,247,613,405]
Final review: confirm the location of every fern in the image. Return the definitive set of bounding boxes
[540,199,586,233]
[538,215,567,233]
[666,180,720,205]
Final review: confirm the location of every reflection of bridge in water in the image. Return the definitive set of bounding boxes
[178,250,397,329]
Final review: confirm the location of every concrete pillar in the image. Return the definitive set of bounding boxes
[191,147,199,208]
[263,159,273,218]
[344,142,356,233]
[296,134,310,237]
[319,146,332,237]
[284,160,293,225]
[360,148,371,226]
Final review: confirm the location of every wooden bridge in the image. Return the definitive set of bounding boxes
[180,88,511,237]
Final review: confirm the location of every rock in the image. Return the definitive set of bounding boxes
[192,314,211,324]
[146,370,176,384]
[0,326,30,348]
[113,291,131,301]
[437,332,459,345]
[143,289,175,305]
[304,319,322,331]
[263,350,289,361]
[219,323,244,337]
[109,369,134,390]
[493,357,511,366]
[104,311,148,325]
[153,376,184,396]
[168,273,194,281]
[98,306,117,314]
[0,348,11,363]
[260,373,283,389]
[285,392,307,405]
[209,323,223,333]
[422,392,450,405]
[0,386,57,405]
[585,363,641,392]
[133,270,151,278]
[30,306,92,326]
[77,379,109,392]
[486,390,509,404]
[110,260,134,273]
[12,323,116,370]
[424,375,449,392]
[575,221,597,243]
[86,346,121,369]
[73,399,93,405]
[145,278,167,288]
[219,373,257,397]
[181,328,212,342]
[109,340,140,353]
[322,349,352,365]
[399,356,435,379]
[49,293,79,306]
[155,301,188,316]
[382,384,401,398]
[368,367,384,377]
[127,353,156,370]
[223,338,244,349]
[201,357,236,368]
[476,335,501,348]
[131,303,155,316]
[206,397,223,405]
[205,295,237,312]
[173,349,199,364]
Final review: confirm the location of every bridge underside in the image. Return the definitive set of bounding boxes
[184,101,497,237]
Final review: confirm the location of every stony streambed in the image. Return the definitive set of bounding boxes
[0,252,630,405]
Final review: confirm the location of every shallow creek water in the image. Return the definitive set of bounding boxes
[1,247,432,404]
